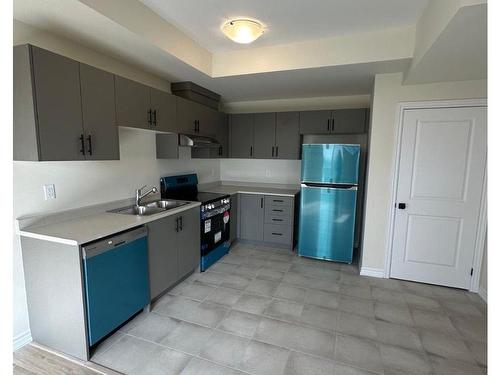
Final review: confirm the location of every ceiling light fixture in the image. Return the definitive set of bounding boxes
[221,19,264,44]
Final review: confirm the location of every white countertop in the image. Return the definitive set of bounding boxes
[17,200,200,246]
[199,182,300,197]
[16,181,299,246]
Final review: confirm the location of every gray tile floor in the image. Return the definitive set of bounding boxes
[91,243,487,375]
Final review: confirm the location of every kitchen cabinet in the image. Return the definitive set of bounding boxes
[216,112,229,157]
[299,109,367,134]
[150,88,176,132]
[177,96,218,136]
[13,45,118,161]
[177,207,200,279]
[230,114,254,158]
[147,215,178,300]
[239,194,264,241]
[229,194,238,242]
[115,76,151,130]
[237,193,296,248]
[147,207,200,300]
[79,63,119,160]
[253,113,276,159]
[115,76,177,131]
[275,112,300,159]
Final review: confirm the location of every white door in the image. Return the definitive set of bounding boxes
[390,106,486,289]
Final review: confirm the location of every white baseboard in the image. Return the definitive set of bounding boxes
[360,267,386,278]
[13,330,32,351]
[478,286,487,303]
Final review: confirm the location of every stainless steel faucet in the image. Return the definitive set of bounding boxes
[135,185,158,206]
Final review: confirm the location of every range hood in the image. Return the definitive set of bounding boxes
[179,134,220,148]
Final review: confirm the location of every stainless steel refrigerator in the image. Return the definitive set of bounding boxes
[298,144,360,263]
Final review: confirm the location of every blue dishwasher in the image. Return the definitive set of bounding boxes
[82,226,150,346]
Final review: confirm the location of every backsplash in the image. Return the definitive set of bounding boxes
[220,158,301,185]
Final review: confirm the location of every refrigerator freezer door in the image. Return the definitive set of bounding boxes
[301,144,360,184]
[298,185,357,263]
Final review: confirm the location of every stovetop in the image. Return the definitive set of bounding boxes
[160,173,229,205]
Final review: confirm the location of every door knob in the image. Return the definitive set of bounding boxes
[398,203,406,209]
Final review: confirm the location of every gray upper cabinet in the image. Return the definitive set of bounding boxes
[230,114,254,158]
[79,63,119,160]
[14,44,118,161]
[150,88,176,133]
[14,45,85,161]
[299,110,331,134]
[31,46,85,161]
[275,112,300,159]
[253,113,276,159]
[239,194,264,241]
[331,109,367,134]
[300,109,367,135]
[216,112,229,158]
[176,96,218,136]
[147,215,178,300]
[115,76,151,130]
[177,208,200,279]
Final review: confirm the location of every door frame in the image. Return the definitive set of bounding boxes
[384,98,487,292]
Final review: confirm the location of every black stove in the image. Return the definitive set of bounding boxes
[160,174,231,272]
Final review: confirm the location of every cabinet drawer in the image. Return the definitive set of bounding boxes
[265,195,293,207]
[265,214,292,225]
[264,224,292,245]
[265,204,293,217]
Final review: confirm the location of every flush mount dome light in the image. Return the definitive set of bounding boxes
[221,19,264,44]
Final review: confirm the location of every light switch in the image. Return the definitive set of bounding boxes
[43,184,56,200]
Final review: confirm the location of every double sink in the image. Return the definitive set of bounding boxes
[109,199,189,216]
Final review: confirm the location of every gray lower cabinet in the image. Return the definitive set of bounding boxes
[253,113,276,159]
[79,63,119,160]
[147,215,179,300]
[147,207,200,300]
[238,193,295,248]
[239,194,264,241]
[275,112,300,159]
[230,114,254,158]
[177,208,200,279]
[229,194,238,242]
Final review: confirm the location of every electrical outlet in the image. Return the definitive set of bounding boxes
[265,169,271,177]
[43,184,56,200]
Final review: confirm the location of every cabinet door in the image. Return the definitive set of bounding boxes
[253,113,276,159]
[176,96,198,134]
[331,109,367,134]
[216,112,229,158]
[115,76,151,129]
[239,194,264,241]
[229,194,238,242]
[198,106,218,136]
[275,112,300,159]
[79,63,119,160]
[150,88,176,132]
[177,208,201,278]
[299,110,332,134]
[147,215,179,299]
[31,46,85,161]
[229,114,254,158]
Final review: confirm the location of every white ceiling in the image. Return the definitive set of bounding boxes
[139,0,429,52]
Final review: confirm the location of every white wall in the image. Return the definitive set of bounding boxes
[361,72,487,277]
[12,22,220,348]
[220,159,301,185]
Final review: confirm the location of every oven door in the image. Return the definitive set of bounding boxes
[200,209,230,256]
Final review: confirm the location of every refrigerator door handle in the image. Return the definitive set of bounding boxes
[300,183,357,191]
